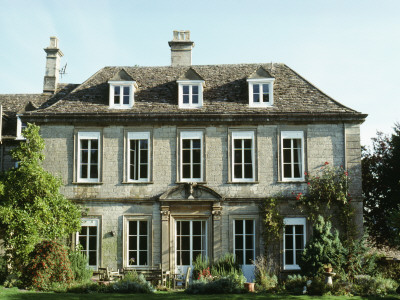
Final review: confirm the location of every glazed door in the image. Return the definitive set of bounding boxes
[176,220,207,278]
[234,219,255,282]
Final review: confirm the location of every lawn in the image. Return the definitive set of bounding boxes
[1,287,400,300]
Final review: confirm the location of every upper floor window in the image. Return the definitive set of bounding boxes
[231,131,255,182]
[16,115,27,140]
[108,82,135,109]
[283,217,306,270]
[127,132,150,182]
[77,132,100,183]
[281,131,305,181]
[247,79,275,107]
[179,131,203,182]
[177,81,204,108]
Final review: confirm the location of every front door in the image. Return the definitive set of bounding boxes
[234,219,255,282]
[176,220,207,278]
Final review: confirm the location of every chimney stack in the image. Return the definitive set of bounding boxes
[168,30,194,67]
[43,36,63,93]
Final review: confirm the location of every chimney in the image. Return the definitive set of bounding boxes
[43,36,63,93]
[168,30,194,67]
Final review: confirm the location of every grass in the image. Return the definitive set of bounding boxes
[1,287,400,300]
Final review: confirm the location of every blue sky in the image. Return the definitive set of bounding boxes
[1,0,399,146]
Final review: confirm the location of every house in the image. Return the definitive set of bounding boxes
[0,32,366,280]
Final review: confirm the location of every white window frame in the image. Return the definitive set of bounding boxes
[233,219,255,266]
[16,115,27,140]
[77,132,101,183]
[127,132,150,182]
[108,81,135,109]
[127,219,150,267]
[247,78,275,107]
[231,131,255,182]
[177,80,204,108]
[180,131,203,182]
[76,218,100,270]
[283,217,306,270]
[175,220,208,267]
[281,131,305,182]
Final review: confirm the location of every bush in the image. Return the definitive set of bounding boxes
[284,274,308,295]
[298,215,346,277]
[24,240,74,290]
[68,247,92,282]
[376,258,400,280]
[186,273,246,294]
[352,275,398,296]
[253,256,278,291]
[192,255,210,280]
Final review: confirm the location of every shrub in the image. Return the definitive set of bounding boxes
[68,247,93,282]
[253,255,278,291]
[284,274,308,295]
[352,275,398,296]
[192,255,210,280]
[376,258,400,280]
[0,255,8,284]
[298,215,346,277]
[211,253,241,274]
[24,240,74,290]
[186,273,246,294]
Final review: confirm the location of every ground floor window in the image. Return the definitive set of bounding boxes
[283,217,306,270]
[77,219,99,270]
[128,220,149,266]
[176,220,207,266]
[233,219,255,265]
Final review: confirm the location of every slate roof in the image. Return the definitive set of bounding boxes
[2,63,366,128]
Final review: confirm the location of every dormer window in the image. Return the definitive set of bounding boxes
[247,66,275,108]
[177,68,205,109]
[16,115,27,140]
[108,69,137,109]
[108,82,135,109]
[177,81,203,108]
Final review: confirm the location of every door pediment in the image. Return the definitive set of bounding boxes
[159,183,223,202]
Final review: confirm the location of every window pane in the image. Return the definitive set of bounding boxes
[114,86,120,95]
[296,250,302,265]
[181,251,190,265]
[253,84,259,93]
[182,237,190,250]
[183,95,189,104]
[81,140,88,149]
[193,164,201,178]
[139,165,148,179]
[181,222,190,235]
[295,235,304,250]
[193,251,201,263]
[90,150,98,163]
[193,236,201,250]
[91,140,98,150]
[284,164,291,178]
[79,236,87,249]
[293,139,301,148]
[285,225,293,234]
[183,86,189,94]
[235,220,243,234]
[182,139,191,149]
[244,149,252,163]
[245,235,253,249]
[192,139,201,149]
[81,150,88,163]
[285,250,294,265]
[89,251,97,266]
[295,225,304,235]
[90,165,98,179]
[285,235,293,249]
[245,250,253,264]
[234,150,242,163]
[123,86,130,96]
[123,95,129,105]
[182,165,190,178]
[283,149,291,163]
[140,139,148,149]
[140,221,148,235]
[140,150,148,163]
[263,94,269,102]
[262,84,269,94]
[139,236,147,250]
[114,95,120,104]
[234,139,242,149]
[81,165,88,178]
[79,226,87,235]
[192,95,198,104]
[193,221,201,235]
[283,139,291,148]
[293,164,301,178]
[234,165,242,178]
[235,235,243,250]
[182,149,190,163]
[245,220,254,234]
[192,150,201,163]
[129,221,137,235]
[236,250,243,265]
[244,164,253,178]
[139,251,147,265]
[253,94,260,102]
[192,85,198,94]
[129,236,137,250]
[129,251,137,265]
[89,237,97,250]
[89,226,97,235]
[243,139,252,148]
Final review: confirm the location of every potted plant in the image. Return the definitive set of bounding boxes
[244,281,255,292]
[323,263,333,273]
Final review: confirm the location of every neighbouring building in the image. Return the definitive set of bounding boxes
[0,32,366,280]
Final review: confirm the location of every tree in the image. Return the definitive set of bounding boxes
[0,124,81,272]
[362,123,400,248]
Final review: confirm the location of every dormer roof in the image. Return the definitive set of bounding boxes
[248,66,274,80]
[109,68,135,82]
[177,68,205,81]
